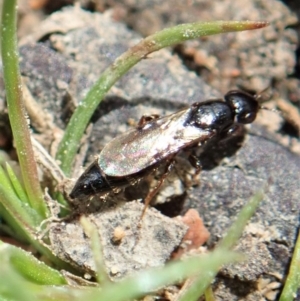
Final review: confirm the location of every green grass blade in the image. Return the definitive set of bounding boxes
[85,250,243,301]
[0,165,78,270]
[80,216,109,284]
[0,249,242,301]
[0,164,39,229]
[218,190,264,250]
[56,20,269,176]
[0,0,48,218]
[0,177,85,270]
[5,163,30,205]
[204,286,216,301]
[0,182,41,242]
[0,244,67,301]
[0,240,67,285]
[0,265,35,301]
[279,231,300,301]
[176,190,264,301]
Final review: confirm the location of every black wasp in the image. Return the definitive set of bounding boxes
[70,90,260,212]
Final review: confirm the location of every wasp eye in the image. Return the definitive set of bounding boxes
[237,111,257,123]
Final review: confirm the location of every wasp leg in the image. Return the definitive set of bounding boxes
[137,114,160,128]
[140,159,175,220]
[186,153,202,186]
[188,154,202,176]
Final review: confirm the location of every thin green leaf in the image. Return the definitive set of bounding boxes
[0,161,15,192]
[0,249,242,301]
[5,163,29,205]
[83,250,243,301]
[0,240,67,285]
[0,0,47,218]
[0,182,42,243]
[176,190,264,301]
[205,286,216,301]
[56,20,269,176]
[0,164,39,229]
[0,167,78,270]
[0,181,85,271]
[0,201,28,243]
[80,216,109,284]
[279,231,300,301]
[0,246,59,301]
[218,190,264,250]
[0,265,35,301]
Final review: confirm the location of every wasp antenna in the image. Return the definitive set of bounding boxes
[255,78,278,102]
[259,105,282,115]
[277,98,300,136]
[260,104,300,137]
[255,87,274,103]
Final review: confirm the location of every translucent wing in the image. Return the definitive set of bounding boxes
[98,107,215,177]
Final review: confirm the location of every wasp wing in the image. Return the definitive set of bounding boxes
[98,107,215,177]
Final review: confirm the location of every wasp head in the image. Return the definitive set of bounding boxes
[225,90,259,124]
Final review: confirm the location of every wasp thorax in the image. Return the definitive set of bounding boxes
[190,101,234,131]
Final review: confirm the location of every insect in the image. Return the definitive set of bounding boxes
[70,90,260,213]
